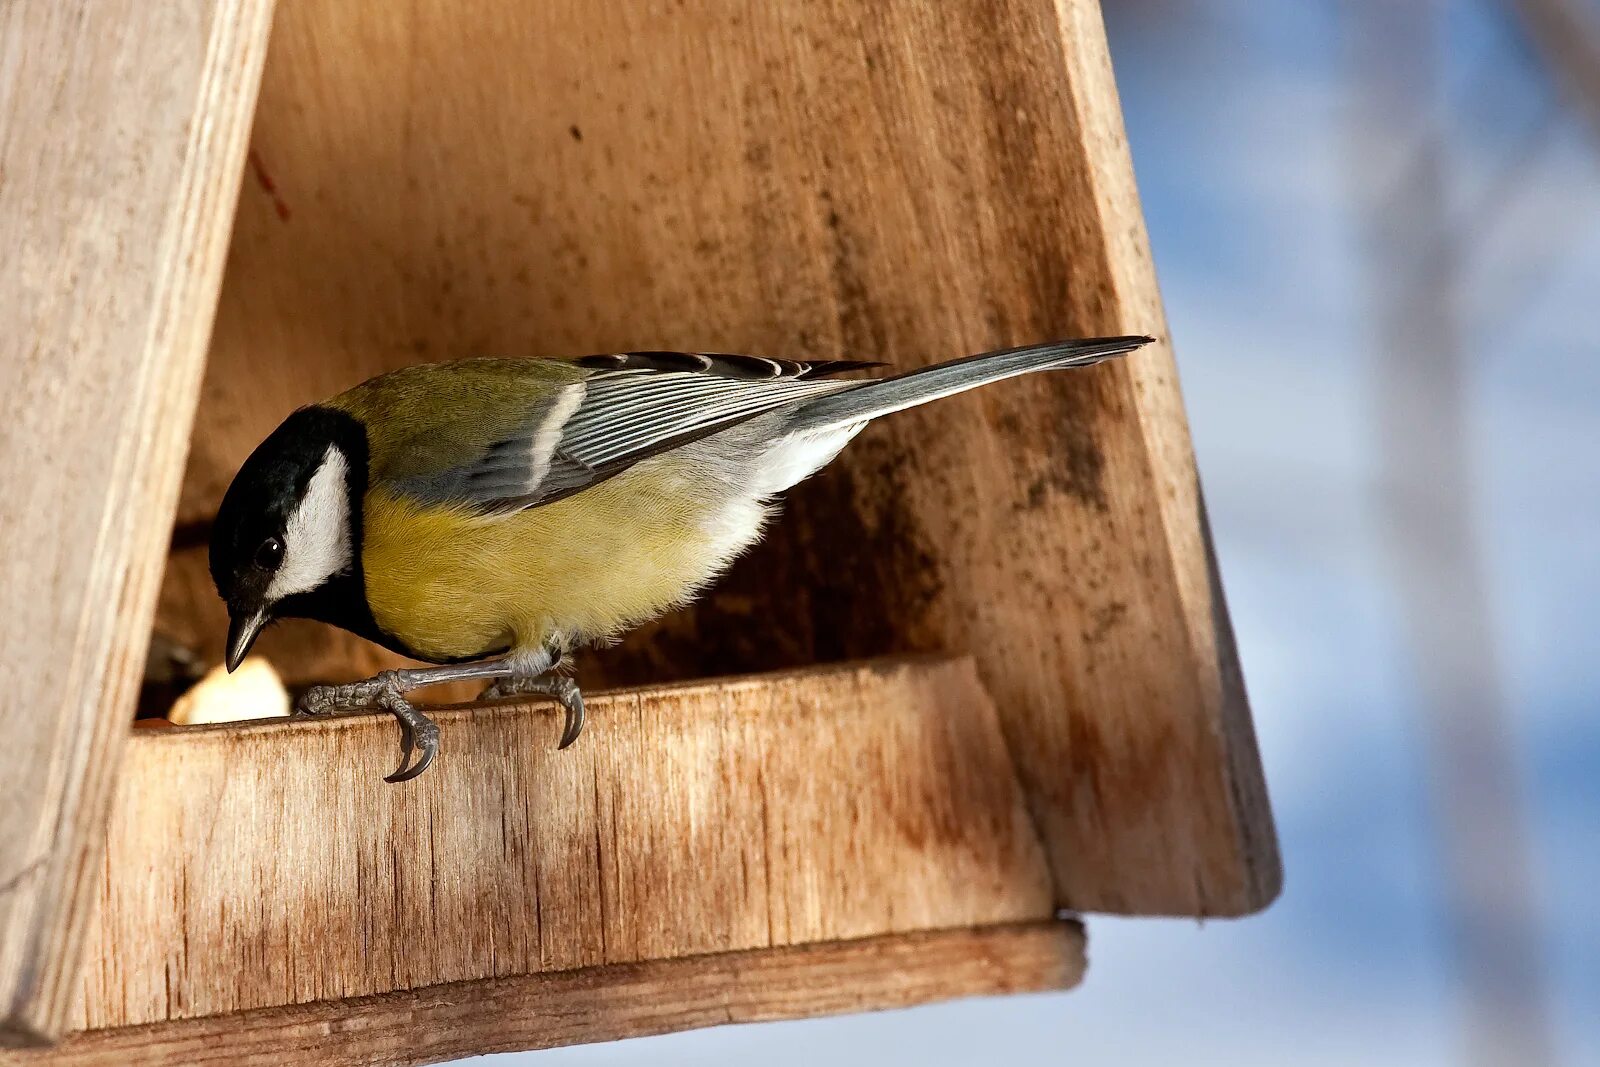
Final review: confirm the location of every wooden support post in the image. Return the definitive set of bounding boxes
[0,0,276,1045]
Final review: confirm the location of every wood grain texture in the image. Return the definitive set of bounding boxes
[0,0,277,1045]
[5,922,1083,1067]
[167,0,1278,916]
[69,657,1051,1030]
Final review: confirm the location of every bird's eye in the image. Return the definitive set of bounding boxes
[254,536,285,570]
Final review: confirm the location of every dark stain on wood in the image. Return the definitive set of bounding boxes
[819,189,887,358]
[1081,600,1126,645]
[246,149,290,221]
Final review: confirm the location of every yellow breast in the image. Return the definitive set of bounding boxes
[360,453,764,662]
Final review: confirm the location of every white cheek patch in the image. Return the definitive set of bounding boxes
[267,446,353,602]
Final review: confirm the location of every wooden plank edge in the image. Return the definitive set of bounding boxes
[129,652,971,742]
[4,922,1084,1067]
[1049,0,1280,915]
[1197,494,1283,913]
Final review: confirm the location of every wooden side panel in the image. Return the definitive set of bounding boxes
[5,923,1083,1067]
[70,658,1053,1030]
[0,0,276,1044]
[167,0,1277,920]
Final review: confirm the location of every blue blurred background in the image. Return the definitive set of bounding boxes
[496,1,1600,1062]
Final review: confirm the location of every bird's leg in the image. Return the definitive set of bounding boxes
[478,646,587,750]
[297,658,519,783]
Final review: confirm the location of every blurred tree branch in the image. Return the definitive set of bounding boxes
[1348,3,1556,1066]
[1508,0,1600,140]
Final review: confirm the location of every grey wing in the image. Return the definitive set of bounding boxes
[452,352,876,515]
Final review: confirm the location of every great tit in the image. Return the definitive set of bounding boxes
[209,336,1152,781]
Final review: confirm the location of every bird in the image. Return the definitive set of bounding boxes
[209,335,1153,781]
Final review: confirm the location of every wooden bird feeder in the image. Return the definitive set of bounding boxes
[0,1,1280,1062]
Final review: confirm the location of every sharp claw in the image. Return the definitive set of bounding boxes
[385,742,435,783]
[476,672,587,750]
[405,720,441,780]
[394,716,439,782]
[385,718,417,783]
[379,691,441,784]
[556,683,585,750]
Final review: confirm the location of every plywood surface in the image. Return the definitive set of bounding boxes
[164,0,1278,919]
[5,922,1083,1067]
[0,0,277,1045]
[68,657,1051,1030]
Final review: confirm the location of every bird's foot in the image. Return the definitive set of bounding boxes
[296,670,403,717]
[479,673,587,750]
[376,690,441,784]
[297,670,440,784]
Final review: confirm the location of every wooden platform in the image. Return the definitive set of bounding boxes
[71,658,1051,1030]
[0,658,1084,1064]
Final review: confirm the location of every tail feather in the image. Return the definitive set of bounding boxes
[784,335,1154,435]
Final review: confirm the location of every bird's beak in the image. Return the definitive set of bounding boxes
[225,609,267,673]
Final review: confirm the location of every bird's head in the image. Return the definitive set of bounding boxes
[209,407,363,671]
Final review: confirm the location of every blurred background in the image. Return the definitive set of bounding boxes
[492,0,1600,1063]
